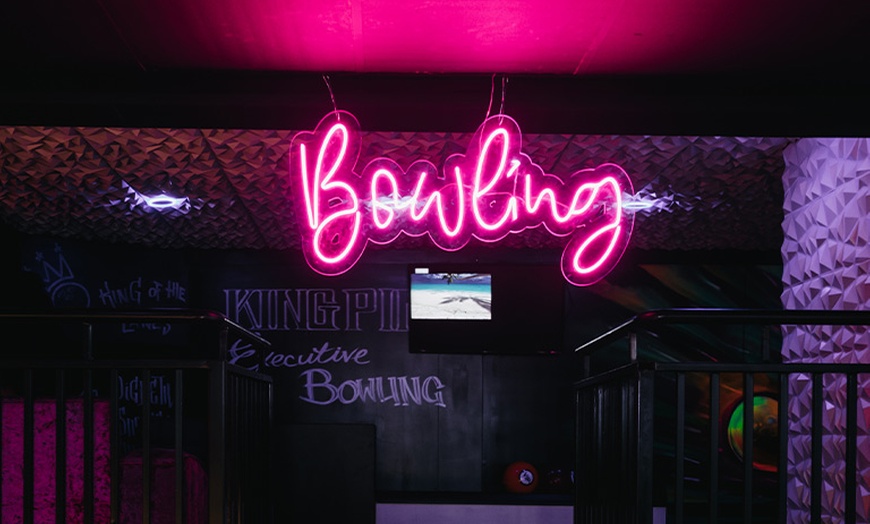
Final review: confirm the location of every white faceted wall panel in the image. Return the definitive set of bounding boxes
[781,138,870,523]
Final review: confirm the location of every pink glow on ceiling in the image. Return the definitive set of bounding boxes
[90,0,830,74]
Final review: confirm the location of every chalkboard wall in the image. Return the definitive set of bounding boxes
[11,235,781,495]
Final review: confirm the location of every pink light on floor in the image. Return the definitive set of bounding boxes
[290,111,634,286]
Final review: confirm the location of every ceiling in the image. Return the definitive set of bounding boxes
[0,126,789,255]
[2,0,870,134]
[2,0,869,76]
[1,1,869,258]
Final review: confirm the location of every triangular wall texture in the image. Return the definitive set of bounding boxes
[781,137,870,522]
[0,127,788,253]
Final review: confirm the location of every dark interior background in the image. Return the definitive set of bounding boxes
[1,0,867,518]
[3,230,782,499]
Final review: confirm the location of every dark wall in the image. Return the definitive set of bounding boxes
[9,235,781,496]
[193,248,579,492]
[12,236,578,493]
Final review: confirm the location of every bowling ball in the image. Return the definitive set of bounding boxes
[503,461,539,493]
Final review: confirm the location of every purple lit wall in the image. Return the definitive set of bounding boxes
[781,138,870,522]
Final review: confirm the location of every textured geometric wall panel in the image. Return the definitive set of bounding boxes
[0,126,789,253]
[781,138,870,523]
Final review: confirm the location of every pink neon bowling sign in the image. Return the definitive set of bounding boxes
[290,111,634,286]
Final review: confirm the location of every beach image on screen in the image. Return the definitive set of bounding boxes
[410,272,492,320]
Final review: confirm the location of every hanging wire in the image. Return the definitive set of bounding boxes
[480,74,509,151]
[322,74,340,120]
[484,73,497,122]
[483,74,509,124]
[499,76,508,114]
[498,75,508,124]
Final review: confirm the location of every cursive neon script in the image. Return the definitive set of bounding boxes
[290,111,634,286]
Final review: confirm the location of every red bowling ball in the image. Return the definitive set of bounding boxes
[502,461,539,493]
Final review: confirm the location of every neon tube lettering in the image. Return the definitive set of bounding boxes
[290,111,634,286]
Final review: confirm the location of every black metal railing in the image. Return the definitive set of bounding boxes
[0,309,273,524]
[573,309,870,524]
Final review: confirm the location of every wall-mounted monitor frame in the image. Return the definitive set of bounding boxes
[408,263,565,355]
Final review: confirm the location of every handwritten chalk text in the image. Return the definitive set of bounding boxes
[224,287,408,333]
[229,339,370,372]
[299,368,446,408]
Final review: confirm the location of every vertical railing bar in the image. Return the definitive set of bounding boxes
[743,372,754,524]
[246,377,253,522]
[110,369,120,523]
[142,368,152,524]
[238,376,244,521]
[267,376,274,523]
[629,332,637,362]
[225,373,232,521]
[245,377,251,521]
[596,384,605,521]
[175,370,184,524]
[208,356,227,523]
[708,373,720,523]
[240,378,247,523]
[575,388,582,522]
[227,374,235,521]
[236,375,243,522]
[675,372,685,524]
[845,373,857,524]
[23,369,34,524]
[82,322,94,524]
[248,377,254,523]
[228,374,235,522]
[255,379,261,522]
[240,376,246,521]
[778,372,789,524]
[256,379,262,522]
[83,368,94,524]
[55,369,66,524]
[256,378,264,522]
[0,369,4,524]
[811,373,823,523]
[637,368,655,524]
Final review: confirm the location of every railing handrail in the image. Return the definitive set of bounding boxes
[0,308,270,348]
[574,360,870,388]
[573,308,870,357]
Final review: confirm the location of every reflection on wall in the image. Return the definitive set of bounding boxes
[567,261,783,368]
[726,394,779,473]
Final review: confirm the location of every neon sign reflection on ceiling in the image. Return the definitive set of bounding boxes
[290,111,634,286]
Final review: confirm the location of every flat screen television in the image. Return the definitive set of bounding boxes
[408,264,565,354]
[410,270,493,320]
